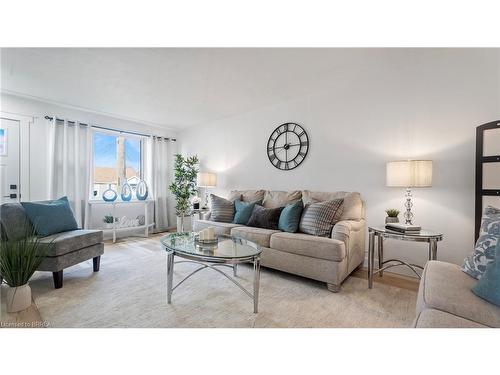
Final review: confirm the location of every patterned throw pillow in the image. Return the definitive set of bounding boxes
[299,199,344,237]
[246,205,284,230]
[462,206,500,279]
[210,194,235,223]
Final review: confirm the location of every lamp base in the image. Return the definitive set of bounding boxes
[403,188,414,225]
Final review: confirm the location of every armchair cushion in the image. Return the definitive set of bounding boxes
[21,196,78,237]
[39,229,103,257]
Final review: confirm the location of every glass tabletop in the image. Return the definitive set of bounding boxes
[369,226,443,239]
[160,233,262,260]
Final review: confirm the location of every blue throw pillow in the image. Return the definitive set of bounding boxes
[21,196,79,237]
[278,199,304,233]
[472,241,500,307]
[233,199,260,225]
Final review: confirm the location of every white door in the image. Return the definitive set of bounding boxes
[0,118,20,204]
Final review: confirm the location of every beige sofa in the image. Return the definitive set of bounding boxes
[193,190,365,292]
[414,261,500,328]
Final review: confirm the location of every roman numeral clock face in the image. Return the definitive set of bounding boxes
[267,123,309,170]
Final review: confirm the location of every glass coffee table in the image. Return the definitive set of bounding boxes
[160,232,262,313]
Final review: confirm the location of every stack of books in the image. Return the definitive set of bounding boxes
[385,223,421,235]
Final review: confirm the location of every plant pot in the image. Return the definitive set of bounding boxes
[385,216,399,224]
[104,223,114,229]
[176,216,192,233]
[6,283,32,313]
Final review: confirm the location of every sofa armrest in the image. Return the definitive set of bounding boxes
[331,219,366,272]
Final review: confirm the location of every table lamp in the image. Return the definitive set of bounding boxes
[197,172,217,209]
[386,160,433,225]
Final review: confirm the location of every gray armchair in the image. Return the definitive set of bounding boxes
[0,202,104,289]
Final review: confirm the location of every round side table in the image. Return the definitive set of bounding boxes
[368,226,443,289]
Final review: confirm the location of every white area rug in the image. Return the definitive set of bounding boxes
[27,236,417,328]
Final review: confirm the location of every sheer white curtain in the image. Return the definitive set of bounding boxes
[145,136,176,232]
[46,117,92,227]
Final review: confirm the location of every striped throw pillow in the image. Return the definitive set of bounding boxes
[210,194,235,223]
[299,199,344,237]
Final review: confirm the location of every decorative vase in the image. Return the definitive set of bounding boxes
[102,184,118,202]
[385,216,399,224]
[176,215,192,233]
[121,182,132,201]
[6,283,32,313]
[136,180,149,200]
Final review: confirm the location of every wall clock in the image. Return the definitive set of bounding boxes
[267,123,309,170]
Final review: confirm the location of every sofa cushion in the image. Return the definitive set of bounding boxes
[472,241,500,306]
[462,205,500,279]
[0,203,34,241]
[302,191,363,221]
[417,261,500,327]
[210,194,235,223]
[233,199,261,225]
[299,199,343,237]
[39,229,103,257]
[270,231,346,261]
[230,190,265,202]
[262,190,302,208]
[193,219,243,236]
[230,226,280,248]
[246,205,284,230]
[414,308,488,328]
[21,196,79,237]
[278,199,304,233]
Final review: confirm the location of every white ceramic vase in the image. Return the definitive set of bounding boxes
[6,283,32,313]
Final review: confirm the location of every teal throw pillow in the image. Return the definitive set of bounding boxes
[472,241,500,307]
[233,199,261,224]
[21,196,79,237]
[278,199,304,233]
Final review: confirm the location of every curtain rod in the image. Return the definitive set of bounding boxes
[44,115,176,141]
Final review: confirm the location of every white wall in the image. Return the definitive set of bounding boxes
[180,49,500,273]
[0,93,178,234]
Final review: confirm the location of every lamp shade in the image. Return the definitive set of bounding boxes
[386,160,432,187]
[197,172,217,188]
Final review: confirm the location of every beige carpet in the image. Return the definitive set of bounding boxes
[24,235,417,328]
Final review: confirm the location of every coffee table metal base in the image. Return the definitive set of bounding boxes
[166,252,261,313]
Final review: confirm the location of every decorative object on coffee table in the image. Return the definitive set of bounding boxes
[0,225,50,312]
[169,154,199,232]
[367,226,443,289]
[385,208,400,224]
[197,172,217,208]
[386,160,433,225]
[161,232,262,313]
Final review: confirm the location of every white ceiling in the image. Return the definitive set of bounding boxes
[0,48,461,130]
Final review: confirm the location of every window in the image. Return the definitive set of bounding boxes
[92,130,143,199]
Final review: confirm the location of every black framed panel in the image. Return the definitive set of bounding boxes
[475,120,500,240]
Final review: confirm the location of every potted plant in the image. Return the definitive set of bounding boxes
[0,226,50,313]
[103,214,115,229]
[385,208,400,224]
[169,154,199,232]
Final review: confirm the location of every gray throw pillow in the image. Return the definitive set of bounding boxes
[299,199,344,237]
[246,205,284,230]
[462,205,500,279]
[210,194,235,223]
